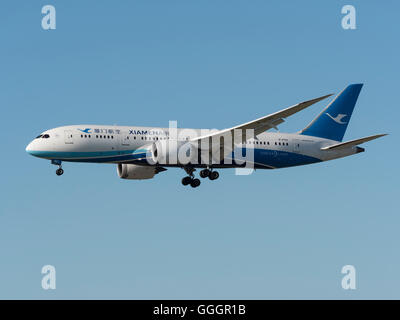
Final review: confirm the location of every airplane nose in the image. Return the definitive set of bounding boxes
[26,141,34,154]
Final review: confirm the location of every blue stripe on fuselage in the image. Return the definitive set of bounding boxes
[252,148,321,168]
[28,149,148,163]
[28,148,321,168]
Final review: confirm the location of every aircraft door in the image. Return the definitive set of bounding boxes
[64,130,74,144]
[292,139,301,153]
[121,131,131,147]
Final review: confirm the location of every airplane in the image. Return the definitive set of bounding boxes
[26,84,386,188]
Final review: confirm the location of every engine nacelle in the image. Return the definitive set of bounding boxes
[117,163,156,180]
[148,140,198,165]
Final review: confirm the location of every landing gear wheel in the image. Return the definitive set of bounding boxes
[199,169,210,178]
[209,171,219,180]
[190,178,201,188]
[56,168,64,176]
[182,176,192,186]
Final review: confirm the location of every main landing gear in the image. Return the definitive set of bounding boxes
[199,168,219,181]
[181,167,201,188]
[181,176,200,188]
[51,160,64,176]
[181,167,219,188]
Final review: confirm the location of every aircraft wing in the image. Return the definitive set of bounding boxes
[321,134,387,151]
[192,94,333,143]
[191,93,332,161]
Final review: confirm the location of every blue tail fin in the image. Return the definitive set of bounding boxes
[300,84,363,141]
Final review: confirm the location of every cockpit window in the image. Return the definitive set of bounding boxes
[35,135,43,139]
[42,134,50,138]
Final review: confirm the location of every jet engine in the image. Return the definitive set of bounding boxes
[117,163,156,180]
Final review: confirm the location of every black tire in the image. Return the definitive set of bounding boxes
[190,178,201,188]
[56,168,64,176]
[209,171,219,180]
[200,169,210,178]
[182,176,192,186]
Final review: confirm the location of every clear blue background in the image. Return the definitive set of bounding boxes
[0,0,398,299]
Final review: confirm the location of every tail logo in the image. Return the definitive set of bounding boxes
[325,113,348,124]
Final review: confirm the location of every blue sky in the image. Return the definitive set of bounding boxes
[0,0,399,299]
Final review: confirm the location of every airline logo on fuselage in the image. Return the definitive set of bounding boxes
[78,128,92,133]
[77,128,169,136]
[78,128,121,134]
[129,129,169,136]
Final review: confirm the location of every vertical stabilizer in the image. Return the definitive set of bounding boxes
[300,84,363,141]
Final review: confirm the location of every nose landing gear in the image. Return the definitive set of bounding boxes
[51,160,64,176]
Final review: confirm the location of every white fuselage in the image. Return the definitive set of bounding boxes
[26,125,361,169]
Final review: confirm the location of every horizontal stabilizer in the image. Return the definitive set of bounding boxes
[321,134,387,151]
